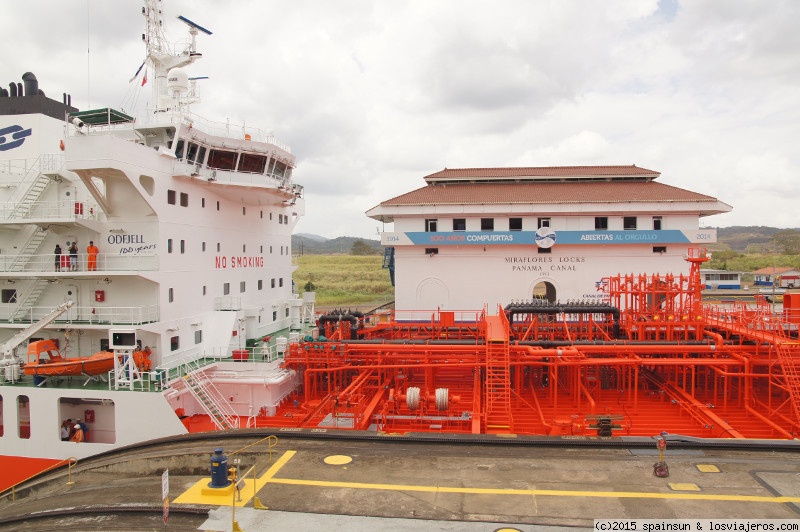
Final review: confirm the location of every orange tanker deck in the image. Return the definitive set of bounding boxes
[231,248,800,440]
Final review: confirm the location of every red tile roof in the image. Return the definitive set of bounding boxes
[378,180,718,207]
[423,165,660,182]
[751,266,798,275]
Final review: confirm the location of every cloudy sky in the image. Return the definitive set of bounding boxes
[3,0,798,239]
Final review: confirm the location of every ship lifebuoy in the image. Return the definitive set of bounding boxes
[59,139,65,151]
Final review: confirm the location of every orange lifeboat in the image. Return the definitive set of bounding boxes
[22,340,152,377]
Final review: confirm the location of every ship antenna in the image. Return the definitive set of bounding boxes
[141,0,213,112]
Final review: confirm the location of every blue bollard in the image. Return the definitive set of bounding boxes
[209,447,231,488]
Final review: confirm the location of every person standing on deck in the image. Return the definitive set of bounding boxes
[54,244,62,272]
[69,241,78,271]
[86,241,99,271]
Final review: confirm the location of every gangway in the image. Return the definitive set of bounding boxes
[0,300,73,383]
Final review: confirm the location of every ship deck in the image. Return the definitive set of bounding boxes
[2,432,799,530]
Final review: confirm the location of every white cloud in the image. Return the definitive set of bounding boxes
[3,0,798,238]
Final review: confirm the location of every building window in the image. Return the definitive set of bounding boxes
[180,240,185,253]
[271,278,275,288]
[168,287,174,302]
[201,198,205,208]
[243,244,246,253]
[453,218,466,231]
[202,242,206,252]
[240,281,246,293]
[243,207,246,215]
[1,289,18,303]
[425,248,439,255]
[538,247,552,254]
[167,190,176,205]
[510,218,522,231]
[595,217,608,230]
[195,330,202,344]
[653,216,662,230]
[180,192,188,207]
[624,217,637,230]
[258,280,263,290]
[481,218,494,231]
[425,219,438,232]
[279,278,284,287]
[285,308,290,318]
[167,239,173,253]
[653,246,667,254]
[202,285,207,296]
[216,201,220,211]
[272,311,277,321]
[223,282,230,295]
[217,243,221,252]
[170,336,180,351]
[260,210,263,219]
[538,217,551,229]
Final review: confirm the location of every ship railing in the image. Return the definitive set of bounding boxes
[174,159,291,189]
[392,308,485,323]
[0,200,103,221]
[0,252,158,272]
[126,108,293,153]
[0,304,159,325]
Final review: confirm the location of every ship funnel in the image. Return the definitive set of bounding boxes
[22,72,39,96]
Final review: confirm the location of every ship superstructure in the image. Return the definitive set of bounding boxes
[0,0,307,467]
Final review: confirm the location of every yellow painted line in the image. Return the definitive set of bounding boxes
[174,450,296,506]
[669,482,701,491]
[266,477,800,504]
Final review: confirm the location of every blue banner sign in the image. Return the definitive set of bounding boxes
[395,229,703,246]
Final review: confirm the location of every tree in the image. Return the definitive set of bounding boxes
[351,239,373,256]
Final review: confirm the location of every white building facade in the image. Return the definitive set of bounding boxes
[367,166,732,312]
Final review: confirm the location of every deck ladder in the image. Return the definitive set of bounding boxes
[484,312,512,431]
[182,369,240,430]
[6,226,48,271]
[775,343,800,423]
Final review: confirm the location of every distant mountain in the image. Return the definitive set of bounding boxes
[293,235,383,255]
[295,233,328,242]
[715,226,800,252]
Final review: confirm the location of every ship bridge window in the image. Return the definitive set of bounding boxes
[174,139,185,160]
[180,192,188,207]
[238,153,268,174]
[270,159,288,178]
[167,190,176,205]
[170,336,180,351]
[207,149,237,171]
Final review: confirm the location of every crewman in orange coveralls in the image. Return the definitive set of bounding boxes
[86,241,99,271]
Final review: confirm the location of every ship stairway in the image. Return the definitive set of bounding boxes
[10,279,48,323]
[775,343,800,424]
[6,155,63,219]
[7,226,48,271]
[484,312,512,432]
[183,368,240,430]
